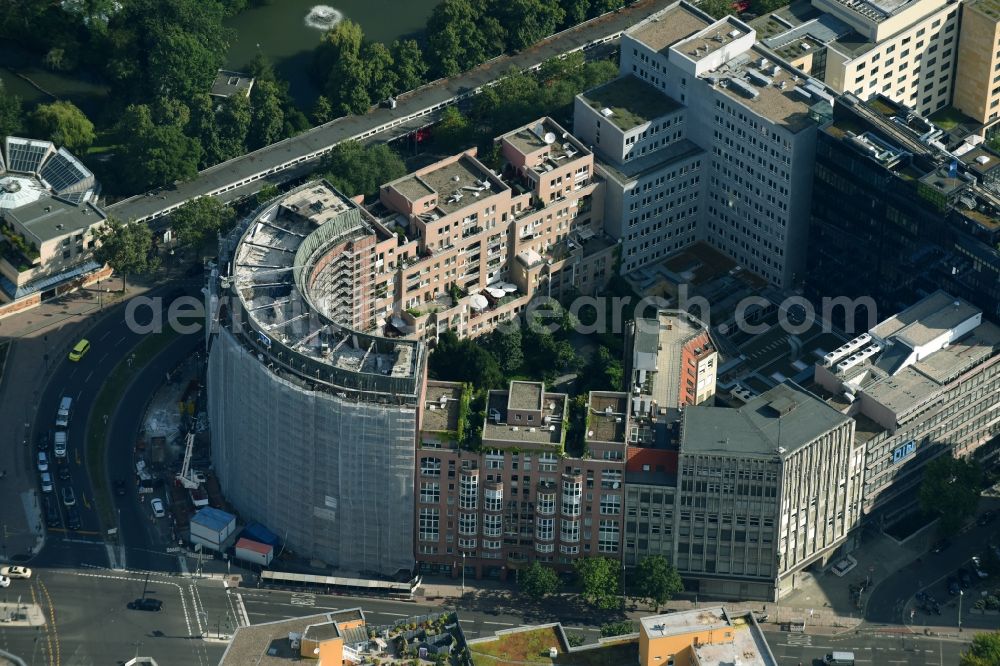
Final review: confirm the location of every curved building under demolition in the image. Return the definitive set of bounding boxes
[207,181,423,575]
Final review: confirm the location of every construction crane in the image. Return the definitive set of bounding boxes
[176,432,206,489]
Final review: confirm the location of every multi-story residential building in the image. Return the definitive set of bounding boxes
[808,93,1000,318]
[414,381,626,579]
[953,0,1000,133]
[813,290,1000,519]
[0,136,109,315]
[208,181,423,576]
[375,117,615,341]
[625,381,863,601]
[576,2,832,287]
[754,0,961,115]
[626,310,718,410]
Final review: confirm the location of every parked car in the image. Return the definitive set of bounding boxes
[947,577,961,595]
[1,567,32,579]
[58,465,71,481]
[61,486,76,507]
[958,568,973,588]
[932,539,951,553]
[113,479,127,496]
[65,507,81,530]
[36,451,49,472]
[53,431,67,458]
[978,511,996,527]
[971,556,989,578]
[36,431,49,451]
[39,472,53,493]
[43,497,60,527]
[127,598,162,612]
[0,576,9,589]
[150,498,166,519]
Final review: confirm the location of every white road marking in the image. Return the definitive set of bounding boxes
[99,330,113,341]
[84,370,93,384]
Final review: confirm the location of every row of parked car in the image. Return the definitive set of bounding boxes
[37,430,80,530]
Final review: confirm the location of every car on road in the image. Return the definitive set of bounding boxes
[127,598,162,611]
[947,577,961,595]
[68,338,90,361]
[36,431,49,451]
[53,431,67,458]
[113,479,127,496]
[824,650,856,665]
[55,396,72,428]
[1,567,32,579]
[36,451,49,472]
[43,497,59,527]
[0,576,9,589]
[931,538,951,553]
[972,556,989,578]
[39,472,53,493]
[61,486,76,507]
[958,568,973,588]
[65,506,81,530]
[150,498,166,518]
[978,510,996,527]
[58,465,71,481]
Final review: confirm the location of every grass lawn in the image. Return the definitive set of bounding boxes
[929,106,975,131]
[470,627,639,666]
[85,327,180,531]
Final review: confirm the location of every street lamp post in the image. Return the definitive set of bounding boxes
[461,552,466,595]
[958,590,964,632]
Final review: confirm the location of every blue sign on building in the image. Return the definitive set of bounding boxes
[892,440,916,464]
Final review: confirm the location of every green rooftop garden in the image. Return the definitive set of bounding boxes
[583,76,677,131]
[469,626,638,666]
[930,105,977,131]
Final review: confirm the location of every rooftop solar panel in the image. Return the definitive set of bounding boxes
[4,137,54,174]
[40,148,94,195]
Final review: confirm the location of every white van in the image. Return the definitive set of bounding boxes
[55,396,72,428]
[825,651,855,665]
[53,431,67,459]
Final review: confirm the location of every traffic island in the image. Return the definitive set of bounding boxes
[0,602,46,627]
[86,329,181,533]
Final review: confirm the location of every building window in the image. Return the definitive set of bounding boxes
[420,482,440,503]
[536,518,554,542]
[420,457,441,476]
[419,508,439,541]
[600,494,621,515]
[599,520,620,553]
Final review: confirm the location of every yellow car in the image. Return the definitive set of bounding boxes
[68,339,90,362]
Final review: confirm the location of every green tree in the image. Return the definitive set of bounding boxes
[217,93,252,160]
[169,196,235,250]
[320,141,406,199]
[429,329,504,390]
[919,456,983,535]
[600,620,636,637]
[559,0,591,27]
[575,556,621,611]
[314,20,374,115]
[93,217,159,291]
[0,82,23,138]
[589,0,625,14]
[116,103,201,192]
[434,107,474,153]
[961,631,1000,666]
[187,93,223,167]
[496,0,565,52]
[581,345,623,392]
[391,39,428,92]
[699,0,735,18]
[427,0,492,77]
[256,183,280,205]
[103,0,231,103]
[28,101,95,152]
[312,96,334,125]
[519,561,560,601]
[632,555,683,612]
[248,80,285,150]
[364,41,397,103]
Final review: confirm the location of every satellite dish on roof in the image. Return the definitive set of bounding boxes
[543,132,556,144]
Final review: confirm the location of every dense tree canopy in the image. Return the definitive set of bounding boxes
[919,456,983,535]
[0,82,24,138]
[519,561,561,601]
[115,102,202,192]
[28,101,95,151]
[960,632,1000,666]
[631,555,683,612]
[575,556,621,611]
[319,141,407,199]
[94,217,159,291]
[169,197,236,250]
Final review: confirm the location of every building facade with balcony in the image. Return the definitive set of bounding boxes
[414,381,626,580]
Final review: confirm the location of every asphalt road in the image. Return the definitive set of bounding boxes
[30,281,204,571]
[865,514,1000,629]
[763,628,968,665]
